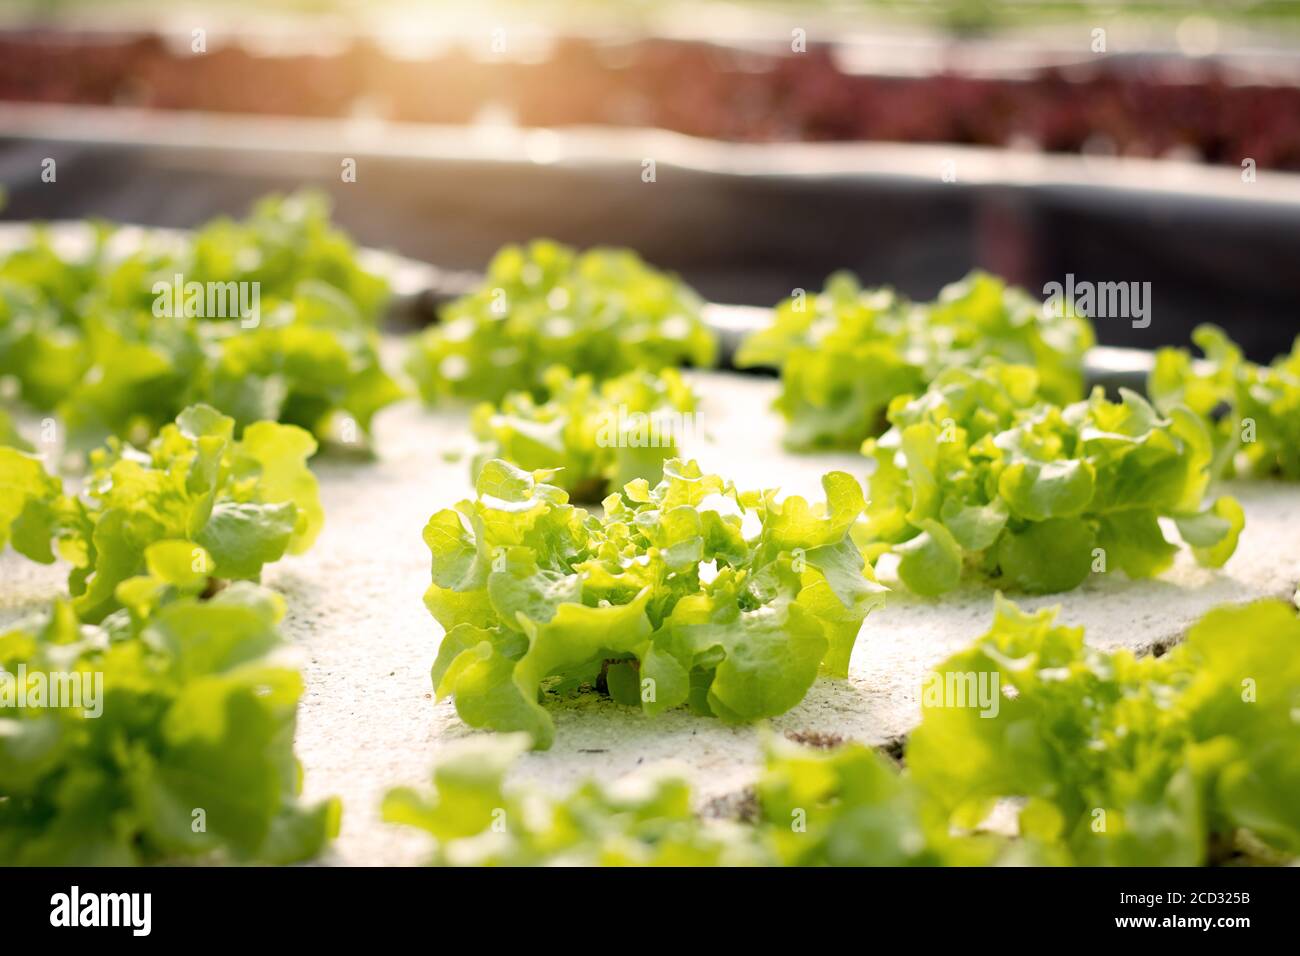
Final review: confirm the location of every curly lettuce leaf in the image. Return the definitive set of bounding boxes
[758,735,1008,866]
[1151,324,1300,480]
[0,192,398,448]
[0,444,65,563]
[907,595,1300,865]
[471,365,699,502]
[383,733,767,866]
[5,404,323,622]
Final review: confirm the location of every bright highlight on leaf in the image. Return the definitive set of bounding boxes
[406,239,717,404]
[736,271,1094,450]
[859,362,1242,595]
[422,459,886,748]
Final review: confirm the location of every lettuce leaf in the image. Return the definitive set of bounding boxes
[382,733,765,866]
[471,365,699,502]
[0,193,399,448]
[1151,324,1300,480]
[908,596,1300,864]
[2,404,323,623]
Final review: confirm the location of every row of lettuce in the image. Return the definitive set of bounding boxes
[392,208,1297,863]
[0,405,338,864]
[390,597,1300,866]
[0,193,397,451]
[2,192,1295,480]
[2,193,1297,865]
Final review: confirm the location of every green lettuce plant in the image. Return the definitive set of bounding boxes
[383,733,766,866]
[1150,324,1300,480]
[1,404,324,623]
[422,458,885,748]
[0,564,340,865]
[407,239,717,404]
[0,193,399,447]
[908,596,1300,865]
[754,734,1013,866]
[859,362,1242,596]
[736,270,1094,450]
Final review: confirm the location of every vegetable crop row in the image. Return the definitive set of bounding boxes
[2,194,1297,866]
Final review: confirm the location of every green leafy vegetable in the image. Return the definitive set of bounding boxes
[0,408,32,451]
[908,596,1300,864]
[859,362,1242,595]
[0,569,340,865]
[1150,324,1300,479]
[736,271,1094,450]
[386,730,1011,866]
[3,404,323,623]
[186,192,389,323]
[383,733,765,865]
[470,366,699,502]
[0,444,64,564]
[423,458,885,748]
[407,239,716,403]
[755,735,1011,865]
[389,597,1300,867]
[0,192,399,447]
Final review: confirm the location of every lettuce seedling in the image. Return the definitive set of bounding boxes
[909,596,1300,864]
[0,193,399,447]
[1,404,323,622]
[1150,324,1300,480]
